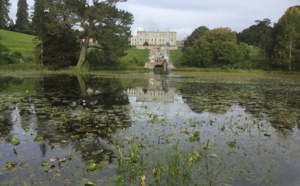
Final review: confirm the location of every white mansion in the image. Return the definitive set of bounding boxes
[130,29,178,49]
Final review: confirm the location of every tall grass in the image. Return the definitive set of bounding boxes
[0,64,47,71]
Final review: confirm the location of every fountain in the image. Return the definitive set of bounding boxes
[144,29,175,74]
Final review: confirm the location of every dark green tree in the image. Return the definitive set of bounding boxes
[182,28,250,68]
[0,0,10,29]
[237,19,272,60]
[15,0,30,33]
[31,0,79,69]
[70,0,133,68]
[31,0,47,35]
[182,26,209,52]
[270,6,300,71]
[8,18,15,31]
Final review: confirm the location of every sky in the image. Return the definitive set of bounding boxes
[9,0,299,40]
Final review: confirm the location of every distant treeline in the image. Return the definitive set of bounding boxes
[181,6,300,71]
[0,1,299,71]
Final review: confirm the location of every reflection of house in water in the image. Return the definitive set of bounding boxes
[126,76,178,103]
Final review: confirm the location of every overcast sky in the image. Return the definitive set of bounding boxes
[9,0,299,40]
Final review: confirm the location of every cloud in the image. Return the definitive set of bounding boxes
[118,0,299,40]
[9,0,299,40]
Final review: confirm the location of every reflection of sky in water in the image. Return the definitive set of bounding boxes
[123,93,300,185]
[1,74,300,185]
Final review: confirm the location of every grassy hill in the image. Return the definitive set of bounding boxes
[120,47,149,66]
[0,29,36,58]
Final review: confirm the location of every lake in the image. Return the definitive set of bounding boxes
[0,71,300,186]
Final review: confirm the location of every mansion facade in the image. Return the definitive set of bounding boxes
[130,29,178,49]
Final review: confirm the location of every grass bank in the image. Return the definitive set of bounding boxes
[0,29,36,58]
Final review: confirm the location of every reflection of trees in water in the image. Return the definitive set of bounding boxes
[0,109,13,138]
[180,82,300,130]
[35,75,131,162]
[41,75,82,106]
[0,77,23,91]
[0,75,132,166]
[0,77,41,138]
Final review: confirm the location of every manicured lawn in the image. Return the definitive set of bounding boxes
[120,47,149,66]
[170,48,182,66]
[0,29,36,58]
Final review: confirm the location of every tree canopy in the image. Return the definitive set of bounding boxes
[0,0,10,29]
[182,26,209,52]
[269,6,300,71]
[182,28,250,68]
[29,0,133,70]
[15,0,30,33]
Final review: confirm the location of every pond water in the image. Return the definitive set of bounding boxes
[0,72,300,186]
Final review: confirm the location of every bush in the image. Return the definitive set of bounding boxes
[0,51,24,65]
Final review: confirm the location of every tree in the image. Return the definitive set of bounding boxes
[31,0,47,35]
[8,18,15,31]
[270,6,300,71]
[0,0,10,29]
[143,41,149,46]
[182,26,209,52]
[237,19,272,60]
[31,0,79,69]
[15,0,30,33]
[70,0,133,68]
[182,28,250,68]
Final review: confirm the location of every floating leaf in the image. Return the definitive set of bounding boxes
[227,141,237,148]
[85,182,96,186]
[193,131,200,138]
[5,161,17,170]
[189,131,200,142]
[10,138,20,145]
[181,129,190,135]
[209,154,218,157]
[86,162,96,171]
[34,136,44,142]
[264,133,271,137]
[48,164,56,169]
[41,161,48,167]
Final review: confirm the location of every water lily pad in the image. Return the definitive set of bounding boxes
[5,161,17,170]
[227,141,237,148]
[34,136,44,142]
[85,182,96,186]
[10,138,20,145]
[86,162,96,171]
[41,161,48,167]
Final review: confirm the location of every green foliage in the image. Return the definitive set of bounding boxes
[269,6,300,71]
[32,0,80,70]
[0,51,25,65]
[182,28,250,69]
[66,0,133,68]
[0,0,10,28]
[182,26,209,52]
[40,24,80,70]
[143,41,149,46]
[15,0,30,33]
